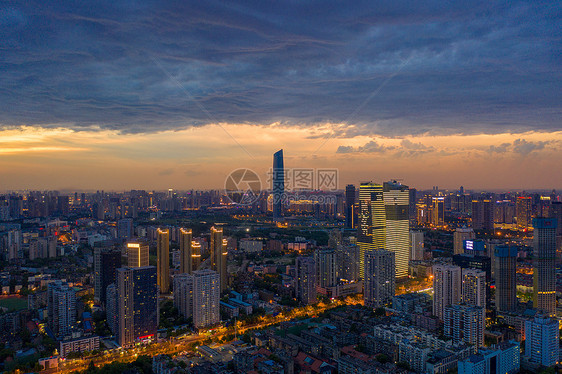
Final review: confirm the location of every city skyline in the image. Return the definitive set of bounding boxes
[1,1,561,191]
[2,2,561,372]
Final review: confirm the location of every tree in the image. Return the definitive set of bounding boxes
[376,354,390,364]
[86,360,97,373]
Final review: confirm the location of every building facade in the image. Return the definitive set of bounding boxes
[410,230,424,262]
[296,256,317,305]
[524,316,559,366]
[179,228,192,274]
[433,264,462,320]
[533,217,557,315]
[357,182,385,279]
[157,228,170,293]
[127,240,149,268]
[116,266,158,347]
[383,181,410,279]
[461,268,486,308]
[314,249,338,288]
[210,227,228,291]
[192,269,220,329]
[364,249,395,308]
[444,304,485,348]
[94,248,121,305]
[494,245,517,312]
[47,280,76,338]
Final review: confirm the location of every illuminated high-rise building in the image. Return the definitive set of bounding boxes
[296,256,316,305]
[179,228,193,274]
[433,264,462,320]
[461,268,486,308]
[314,249,338,288]
[383,181,409,279]
[516,196,532,231]
[533,217,557,315]
[191,241,202,271]
[345,184,356,229]
[192,269,220,329]
[127,240,149,268]
[157,228,170,293]
[272,149,285,220]
[336,243,359,282]
[47,280,76,338]
[410,230,424,261]
[453,227,475,255]
[364,249,395,308]
[357,182,385,279]
[210,227,228,291]
[116,266,158,347]
[494,245,517,312]
[431,197,445,227]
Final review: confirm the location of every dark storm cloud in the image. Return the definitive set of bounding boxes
[0,0,560,135]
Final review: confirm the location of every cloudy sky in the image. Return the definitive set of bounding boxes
[1,1,560,191]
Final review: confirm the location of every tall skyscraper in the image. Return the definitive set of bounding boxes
[364,249,395,308]
[127,240,149,268]
[116,266,158,347]
[444,304,485,348]
[345,184,356,229]
[494,245,517,312]
[191,241,202,271]
[94,248,121,305]
[179,228,192,274]
[383,181,409,279]
[516,196,532,231]
[210,227,228,291]
[314,249,338,288]
[272,149,284,220]
[47,280,76,338]
[433,264,462,320]
[454,227,475,255]
[192,269,220,329]
[357,182,385,279]
[461,268,486,308]
[524,316,559,367]
[471,200,494,231]
[410,230,424,261]
[173,273,193,319]
[533,217,557,315]
[431,197,445,227]
[157,228,170,293]
[296,256,316,305]
[336,243,359,282]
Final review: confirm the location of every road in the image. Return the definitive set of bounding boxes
[57,295,363,373]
